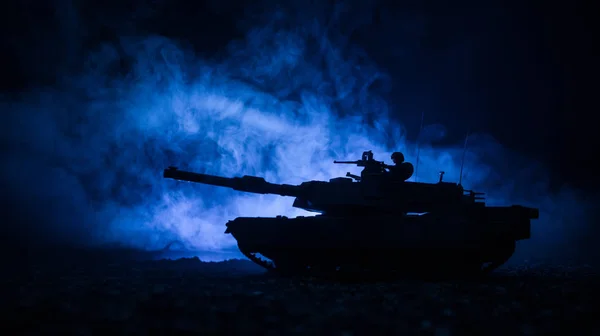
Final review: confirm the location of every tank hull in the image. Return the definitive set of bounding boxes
[225,205,536,276]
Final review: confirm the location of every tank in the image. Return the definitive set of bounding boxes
[163,150,539,276]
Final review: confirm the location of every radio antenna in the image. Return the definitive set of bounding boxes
[414,111,425,182]
[458,131,470,186]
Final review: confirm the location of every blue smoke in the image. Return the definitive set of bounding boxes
[0,1,593,262]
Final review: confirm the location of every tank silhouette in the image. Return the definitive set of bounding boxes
[163,150,539,276]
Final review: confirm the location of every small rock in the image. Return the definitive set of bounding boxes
[443,308,455,317]
[521,324,536,335]
[153,284,167,294]
[435,327,451,336]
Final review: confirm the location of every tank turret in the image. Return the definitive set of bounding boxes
[164,150,488,215]
[163,150,539,277]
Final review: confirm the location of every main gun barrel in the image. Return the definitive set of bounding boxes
[163,166,302,197]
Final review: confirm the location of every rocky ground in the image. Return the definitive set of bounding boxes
[1,248,598,335]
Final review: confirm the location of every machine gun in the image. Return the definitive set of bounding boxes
[334,150,392,181]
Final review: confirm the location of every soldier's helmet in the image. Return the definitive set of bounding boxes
[391,152,405,164]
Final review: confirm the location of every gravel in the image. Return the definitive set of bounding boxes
[1,248,598,335]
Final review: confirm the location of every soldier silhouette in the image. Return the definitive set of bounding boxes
[387,151,414,181]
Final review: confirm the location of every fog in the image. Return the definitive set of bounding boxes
[0,1,593,263]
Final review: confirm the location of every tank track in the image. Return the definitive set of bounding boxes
[238,240,516,278]
[238,244,276,271]
[480,240,516,274]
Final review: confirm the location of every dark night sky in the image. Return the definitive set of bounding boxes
[2,0,595,187]
[0,0,597,253]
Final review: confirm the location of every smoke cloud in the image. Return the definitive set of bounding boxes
[0,1,594,263]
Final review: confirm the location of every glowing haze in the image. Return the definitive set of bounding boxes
[0,2,592,262]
